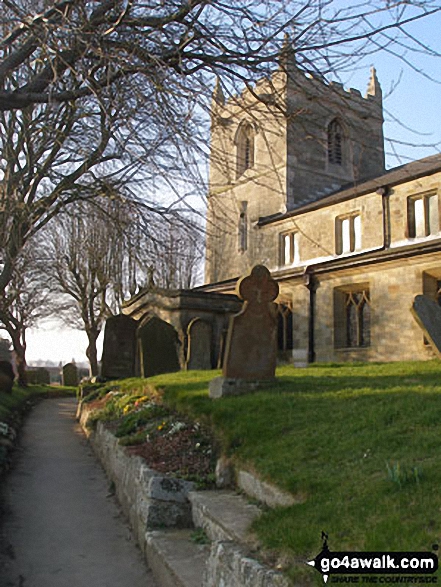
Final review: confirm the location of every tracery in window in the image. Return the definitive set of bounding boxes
[277,303,294,352]
[345,290,371,348]
[334,285,371,349]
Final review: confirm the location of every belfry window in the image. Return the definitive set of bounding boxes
[328,119,343,166]
[236,123,255,178]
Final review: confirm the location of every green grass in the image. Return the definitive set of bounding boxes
[142,361,441,582]
[0,383,76,422]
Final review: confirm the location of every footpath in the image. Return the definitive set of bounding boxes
[0,398,158,587]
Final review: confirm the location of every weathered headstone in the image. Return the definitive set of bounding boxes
[62,362,79,387]
[411,295,441,356]
[209,265,279,398]
[0,338,12,362]
[138,316,180,377]
[101,314,138,379]
[26,367,50,385]
[0,361,14,393]
[186,318,212,370]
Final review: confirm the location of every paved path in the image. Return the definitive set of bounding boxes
[0,398,158,587]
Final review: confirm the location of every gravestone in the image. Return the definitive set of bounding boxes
[0,361,14,393]
[209,265,279,398]
[62,362,79,387]
[101,314,138,379]
[138,316,180,377]
[186,318,212,370]
[26,367,50,385]
[411,295,441,356]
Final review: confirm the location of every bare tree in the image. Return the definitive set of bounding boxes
[41,198,142,375]
[0,0,440,369]
[1,1,440,112]
[41,196,204,374]
[0,243,52,385]
[151,218,204,290]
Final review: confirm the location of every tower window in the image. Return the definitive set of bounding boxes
[328,119,343,166]
[236,123,255,178]
[238,201,248,252]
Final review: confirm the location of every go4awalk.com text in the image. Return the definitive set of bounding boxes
[307,535,438,585]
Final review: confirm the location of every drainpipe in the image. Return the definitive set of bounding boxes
[376,186,391,249]
[304,269,319,364]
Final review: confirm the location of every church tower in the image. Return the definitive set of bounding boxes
[205,50,385,284]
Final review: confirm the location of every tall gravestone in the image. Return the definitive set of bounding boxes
[0,361,14,393]
[138,316,180,377]
[101,314,138,379]
[62,362,79,387]
[209,265,279,398]
[411,295,441,356]
[186,318,212,370]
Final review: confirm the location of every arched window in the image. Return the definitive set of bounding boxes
[327,119,344,166]
[236,123,255,178]
[277,303,294,352]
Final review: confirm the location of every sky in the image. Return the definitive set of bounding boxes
[24,4,441,367]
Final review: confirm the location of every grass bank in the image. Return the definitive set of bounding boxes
[82,361,441,583]
[148,361,441,582]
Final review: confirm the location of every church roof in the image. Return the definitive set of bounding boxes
[258,153,441,226]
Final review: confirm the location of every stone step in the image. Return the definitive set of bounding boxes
[145,529,209,587]
[188,490,261,545]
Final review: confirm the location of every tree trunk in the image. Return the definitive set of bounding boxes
[12,336,27,387]
[86,330,99,377]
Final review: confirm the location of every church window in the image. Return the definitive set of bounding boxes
[408,193,439,238]
[277,303,294,352]
[238,201,248,252]
[334,286,371,349]
[335,213,361,255]
[236,123,255,178]
[280,231,299,266]
[327,119,343,166]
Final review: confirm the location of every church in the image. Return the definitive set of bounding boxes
[199,46,441,365]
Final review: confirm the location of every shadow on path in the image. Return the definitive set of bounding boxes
[0,398,157,587]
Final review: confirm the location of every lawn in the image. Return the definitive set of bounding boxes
[146,360,441,582]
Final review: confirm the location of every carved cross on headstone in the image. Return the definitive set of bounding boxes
[237,264,279,308]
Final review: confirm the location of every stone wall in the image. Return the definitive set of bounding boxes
[78,404,194,552]
[78,403,293,587]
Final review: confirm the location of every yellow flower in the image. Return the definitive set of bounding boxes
[123,405,131,414]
